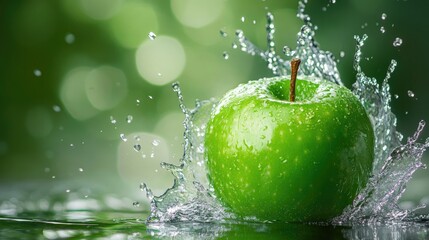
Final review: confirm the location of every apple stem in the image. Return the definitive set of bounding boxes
[289,58,301,102]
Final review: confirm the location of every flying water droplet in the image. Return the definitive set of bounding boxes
[65,33,75,44]
[407,90,415,98]
[135,135,141,141]
[394,94,399,99]
[120,134,127,142]
[133,201,140,207]
[381,13,387,20]
[340,51,345,58]
[52,105,61,112]
[78,168,84,172]
[241,16,245,22]
[393,37,403,47]
[152,139,160,146]
[126,115,133,123]
[148,32,157,40]
[380,26,385,33]
[219,30,227,37]
[34,69,42,77]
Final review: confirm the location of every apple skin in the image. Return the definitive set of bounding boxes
[205,76,374,222]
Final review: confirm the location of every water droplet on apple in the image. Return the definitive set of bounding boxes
[223,51,229,60]
[120,134,127,142]
[134,144,141,152]
[148,32,157,40]
[282,46,290,55]
[126,115,133,123]
[110,116,117,124]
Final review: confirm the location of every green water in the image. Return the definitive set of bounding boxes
[1,208,429,239]
[1,182,428,240]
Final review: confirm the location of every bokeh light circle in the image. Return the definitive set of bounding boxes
[60,67,100,121]
[108,1,158,49]
[135,36,186,86]
[171,0,225,28]
[60,65,127,120]
[85,65,128,111]
[80,0,123,20]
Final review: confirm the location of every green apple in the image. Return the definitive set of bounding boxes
[205,60,374,222]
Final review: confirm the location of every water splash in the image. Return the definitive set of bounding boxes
[234,1,341,84]
[232,7,429,224]
[144,0,428,225]
[144,83,231,223]
[393,37,403,47]
[333,35,429,223]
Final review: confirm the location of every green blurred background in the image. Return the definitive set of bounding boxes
[0,0,428,204]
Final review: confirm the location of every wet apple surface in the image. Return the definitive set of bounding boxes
[205,76,375,222]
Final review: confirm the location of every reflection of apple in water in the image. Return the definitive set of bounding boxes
[205,59,374,222]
